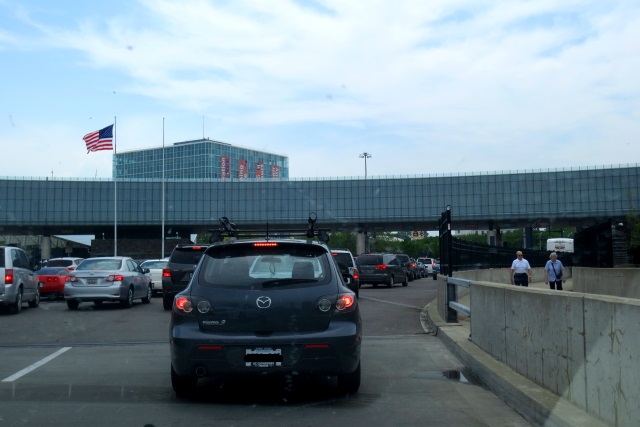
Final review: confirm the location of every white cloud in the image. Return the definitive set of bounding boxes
[0,0,638,178]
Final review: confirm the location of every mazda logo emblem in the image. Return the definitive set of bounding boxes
[256,296,271,308]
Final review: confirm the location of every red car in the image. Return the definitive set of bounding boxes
[36,267,71,299]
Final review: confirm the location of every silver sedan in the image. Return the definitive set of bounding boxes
[64,257,152,310]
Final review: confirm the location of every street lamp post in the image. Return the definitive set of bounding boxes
[359,152,372,178]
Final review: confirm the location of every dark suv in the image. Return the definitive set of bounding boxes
[169,236,362,396]
[356,253,408,288]
[330,249,360,297]
[162,244,209,310]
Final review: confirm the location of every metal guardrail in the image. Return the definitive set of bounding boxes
[445,277,472,322]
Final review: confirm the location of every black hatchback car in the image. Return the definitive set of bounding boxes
[169,238,362,396]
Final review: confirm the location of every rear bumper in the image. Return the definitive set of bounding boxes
[170,320,361,378]
[64,283,127,302]
[358,272,392,284]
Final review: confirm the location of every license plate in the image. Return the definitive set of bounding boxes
[244,348,282,367]
[87,279,98,285]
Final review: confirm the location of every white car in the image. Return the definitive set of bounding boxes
[140,259,168,296]
[45,257,85,270]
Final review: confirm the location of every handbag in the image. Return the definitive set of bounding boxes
[551,262,562,280]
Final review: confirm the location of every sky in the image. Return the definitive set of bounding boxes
[1,0,639,180]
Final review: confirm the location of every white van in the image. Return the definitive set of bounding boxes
[546,238,574,253]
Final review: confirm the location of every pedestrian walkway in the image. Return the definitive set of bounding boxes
[423,278,609,427]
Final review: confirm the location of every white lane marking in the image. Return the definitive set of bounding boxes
[1,347,72,382]
[359,295,423,310]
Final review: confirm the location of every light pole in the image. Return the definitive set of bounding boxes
[359,152,372,178]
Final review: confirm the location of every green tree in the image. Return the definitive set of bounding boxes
[628,210,640,250]
[328,232,357,253]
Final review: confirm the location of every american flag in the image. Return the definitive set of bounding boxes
[83,125,114,153]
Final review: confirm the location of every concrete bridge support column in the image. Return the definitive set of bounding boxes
[356,232,367,255]
[40,235,51,260]
[486,229,502,247]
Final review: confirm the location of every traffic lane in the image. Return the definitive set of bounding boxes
[358,275,438,307]
[0,339,530,426]
[357,276,438,337]
[0,297,169,346]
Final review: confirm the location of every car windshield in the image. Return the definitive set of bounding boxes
[198,242,330,289]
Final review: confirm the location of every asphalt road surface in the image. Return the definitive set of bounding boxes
[0,278,531,426]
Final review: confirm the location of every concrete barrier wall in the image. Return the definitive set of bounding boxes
[463,279,640,426]
[573,267,640,299]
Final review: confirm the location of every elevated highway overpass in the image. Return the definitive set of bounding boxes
[0,164,638,239]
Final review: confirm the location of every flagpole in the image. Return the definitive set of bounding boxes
[161,117,165,258]
[113,116,118,256]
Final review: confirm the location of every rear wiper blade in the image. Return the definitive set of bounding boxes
[261,278,317,288]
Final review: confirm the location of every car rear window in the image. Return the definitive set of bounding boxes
[76,259,122,271]
[198,242,331,289]
[356,255,383,266]
[46,259,73,267]
[331,252,353,267]
[170,247,207,265]
[36,267,68,275]
[141,260,168,269]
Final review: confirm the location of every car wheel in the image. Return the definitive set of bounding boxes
[28,289,40,308]
[142,286,152,304]
[337,361,361,394]
[121,288,134,308]
[9,288,23,314]
[387,276,393,288]
[402,274,408,287]
[67,300,80,310]
[171,364,197,397]
[163,293,173,310]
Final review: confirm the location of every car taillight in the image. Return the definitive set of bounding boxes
[4,269,13,284]
[317,294,357,313]
[175,296,193,313]
[162,268,171,278]
[66,276,78,282]
[106,275,125,282]
[374,264,387,270]
[174,296,212,315]
[336,294,355,310]
[254,242,278,247]
[352,268,359,279]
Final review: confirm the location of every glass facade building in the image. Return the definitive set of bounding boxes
[113,139,289,179]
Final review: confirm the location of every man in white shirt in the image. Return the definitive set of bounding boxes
[510,251,532,286]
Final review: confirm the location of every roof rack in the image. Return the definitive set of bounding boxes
[208,213,331,244]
